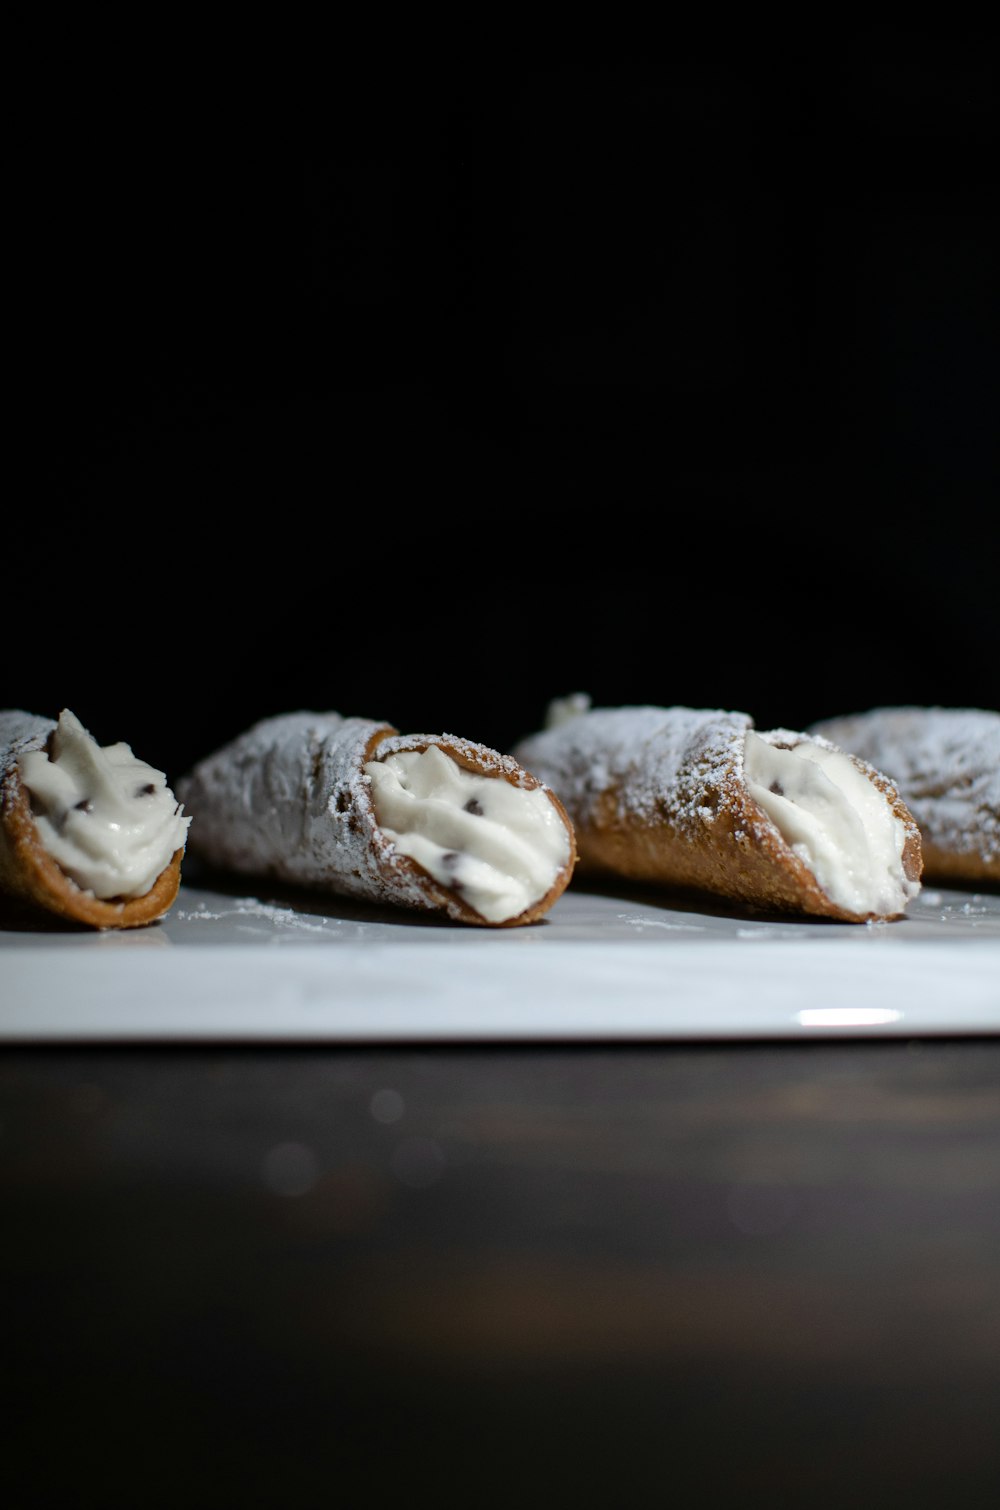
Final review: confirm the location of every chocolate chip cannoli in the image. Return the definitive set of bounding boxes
[0,709,191,928]
[809,706,999,886]
[177,711,577,926]
[511,697,923,922]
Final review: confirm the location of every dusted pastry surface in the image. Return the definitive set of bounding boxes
[517,701,758,835]
[177,712,392,896]
[18,710,191,900]
[364,745,573,924]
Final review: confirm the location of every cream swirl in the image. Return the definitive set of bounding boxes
[365,744,570,923]
[19,709,190,898]
[744,731,921,917]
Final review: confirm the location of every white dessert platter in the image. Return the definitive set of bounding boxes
[2,874,998,1043]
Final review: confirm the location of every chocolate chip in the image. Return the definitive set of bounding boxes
[74,799,93,813]
[442,851,459,866]
[136,783,156,797]
[769,780,784,795]
[464,798,484,815]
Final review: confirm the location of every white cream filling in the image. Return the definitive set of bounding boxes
[19,709,191,900]
[364,745,570,923]
[745,731,920,916]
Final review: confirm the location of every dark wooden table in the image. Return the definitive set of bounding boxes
[3,1038,1000,1507]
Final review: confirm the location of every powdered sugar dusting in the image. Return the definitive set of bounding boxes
[514,704,752,836]
[178,710,396,897]
[0,711,55,798]
[1,714,56,901]
[616,912,707,933]
[176,897,335,932]
[375,732,533,786]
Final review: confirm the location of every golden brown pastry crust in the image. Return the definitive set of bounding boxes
[917,841,999,886]
[578,744,920,921]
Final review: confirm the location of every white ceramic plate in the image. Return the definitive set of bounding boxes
[2,879,998,1042]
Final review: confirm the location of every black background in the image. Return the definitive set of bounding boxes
[13,34,998,785]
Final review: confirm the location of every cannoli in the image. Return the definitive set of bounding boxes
[176,711,577,926]
[511,698,923,922]
[0,708,190,928]
[809,706,999,886]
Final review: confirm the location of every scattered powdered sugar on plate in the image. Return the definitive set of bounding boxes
[176,898,337,933]
[615,912,707,932]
